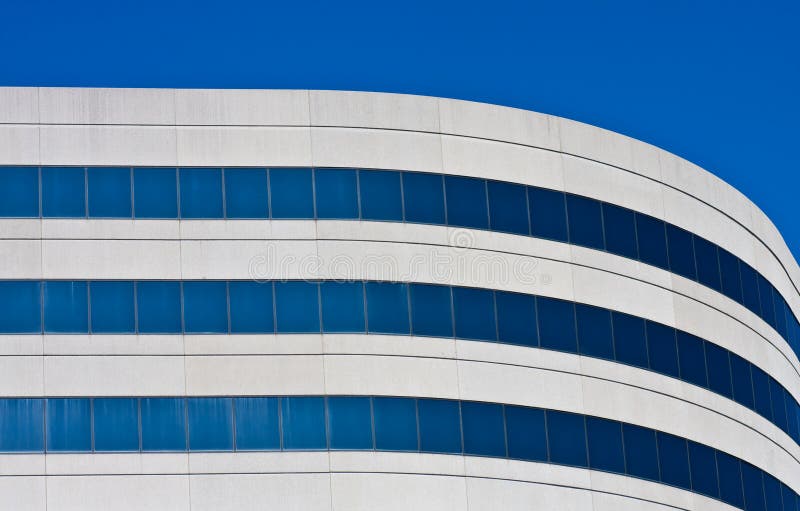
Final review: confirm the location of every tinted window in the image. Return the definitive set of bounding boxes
[46,398,91,452]
[757,275,777,328]
[315,168,359,219]
[90,281,135,333]
[529,187,568,242]
[694,236,722,291]
[327,397,373,450]
[666,225,697,280]
[718,248,744,304]
[444,175,488,229]
[657,432,691,490]
[180,168,223,218]
[0,399,44,452]
[136,281,182,333]
[141,398,186,451]
[688,440,719,498]
[270,168,314,219]
[751,366,773,420]
[586,416,624,473]
[623,423,659,481]
[537,297,577,353]
[706,343,733,398]
[42,167,85,218]
[505,405,547,462]
[274,281,320,333]
[487,181,529,235]
[359,169,402,221]
[365,282,410,335]
[741,462,767,511]
[717,451,745,508]
[403,172,445,224]
[575,304,613,360]
[183,281,228,333]
[373,397,417,451]
[546,410,587,467]
[635,213,669,269]
[603,203,637,259]
[93,398,139,452]
[646,321,679,378]
[763,474,783,511]
[410,284,453,338]
[320,281,365,333]
[0,281,41,333]
[418,399,461,454]
[453,287,496,341]
[281,396,326,450]
[677,331,708,388]
[461,401,505,457]
[566,195,604,250]
[612,312,648,368]
[188,397,233,451]
[773,290,789,339]
[0,167,38,217]
[224,168,268,219]
[229,281,274,333]
[88,167,131,218]
[233,397,280,451]
[43,280,88,333]
[730,353,756,410]
[740,262,762,316]
[780,483,796,511]
[495,291,537,347]
[133,167,178,219]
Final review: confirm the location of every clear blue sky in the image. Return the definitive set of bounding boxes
[2,0,798,260]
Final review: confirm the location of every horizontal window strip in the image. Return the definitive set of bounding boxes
[0,166,797,364]
[0,279,798,448]
[0,395,795,511]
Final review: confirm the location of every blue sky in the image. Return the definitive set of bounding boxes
[1,0,798,259]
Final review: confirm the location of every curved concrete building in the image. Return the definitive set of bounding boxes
[0,87,798,511]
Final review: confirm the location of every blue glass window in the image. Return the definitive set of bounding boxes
[586,416,624,473]
[270,168,314,219]
[741,462,767,511]
[537,297,577,353]
[677,331,708,388]
[731,353,756,410]
[402,172,445,224]
[495,291,537,347]
[718,451,745,508]
[740,262,762,316]
[694,236,722,292]
[453,287,496,341]
[141,398,186,451]
[0,399,44,452]
[418,399,461,454]
[706,343,733,398]
[182,281,228,334]
[234,397,280,451]
[646,321,679,378]
[636,213,669,270]
[612,312,648,368]
[773,290,789,340]
[42,167,85,218]
[0,281,41,333]
[224,168,268,218]
[666,225,697,281]
[327,397,372,450]
[373,397,417,451]
[575,304,614,360]
[445,175,488,229]
[780,483,796,511]
[0,167,38,217]
[133,167,178,219]
[488,181,529,235]
[622,423,659,481]
[763,474,783,511]
[546,410,587,467]
[688,440,719,498]
[90,281,135,333]
[505,405,547,462]
[461,401,505,457]
[566,195,604,250]
[88,167,131,218]
[136,281,182,333]
[757,275,777,328]
[359,170,402,221]
[180,168,223,218]
[274,281,320,333]
[602,203,637,259]
[751,366,773,420]
[657,432,691,490]
[410,284,453,338]
[188,397,233,451]
[43,280,88,333]
[46,398,91,452]
[719,248,744,304]
[365,282,410,335]
[315,168,359,219]
[229,281,274,333]
[321,281,365,333]
[529,187,568,242]
[93,398,139,452]
[281,396,326,450]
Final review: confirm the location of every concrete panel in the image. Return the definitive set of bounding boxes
[38,88,175,125]
[0,356,43,395]
[174,89,309,126]
[184,355,326,395]
[330,472,468,511]
[190,473,331,511]
[0,240,41,278]
[310,90,440,132]
[0,219,41,239]
[39,126,177,166]
[0,476,45,511]
[0,87,39,123]
[42,239,181,279]
[465,477,593,511]
[46,475,190,511]
[175,126,312,167]
[43,356,186,396]
[0,125,39,164]
[0,335,43,356]
[42,335,184,356]
[558,116,633,171]
[42,219,179,240]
